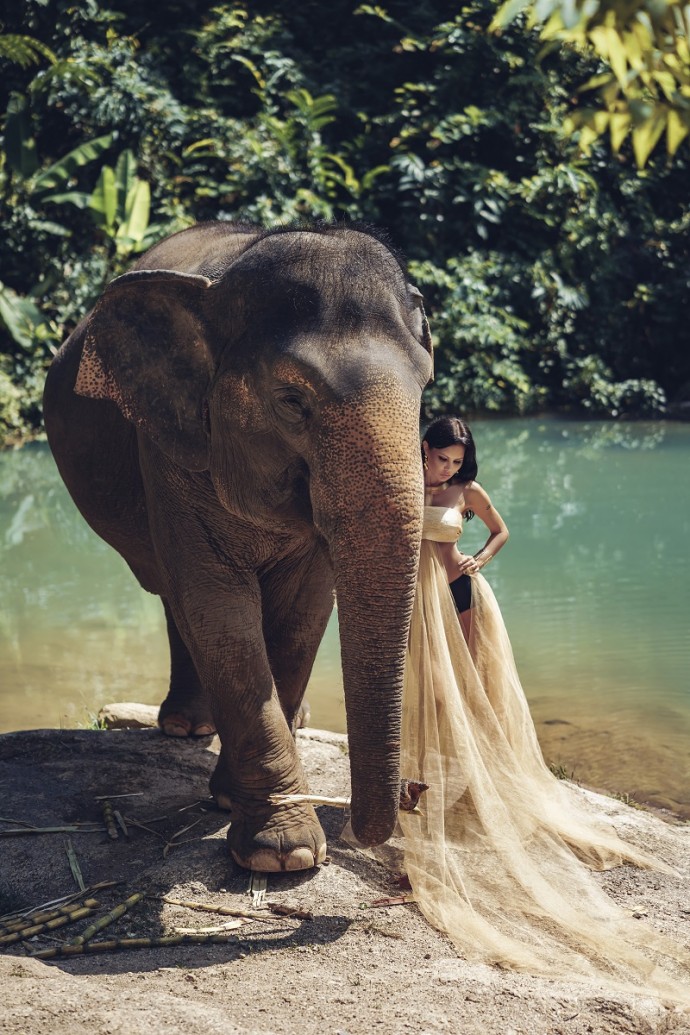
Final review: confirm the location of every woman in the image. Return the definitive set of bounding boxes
[421,416,508,640]
[400,416,689,1000]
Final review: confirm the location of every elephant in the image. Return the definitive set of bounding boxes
[43,221,433,872]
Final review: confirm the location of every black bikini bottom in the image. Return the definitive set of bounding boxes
[449,573,473,613]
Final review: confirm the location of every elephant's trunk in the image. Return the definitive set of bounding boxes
[311,381,423,845]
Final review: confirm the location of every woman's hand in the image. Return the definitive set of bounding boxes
[456,552,481,576]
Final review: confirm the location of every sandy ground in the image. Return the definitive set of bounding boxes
[0,719,689,1035]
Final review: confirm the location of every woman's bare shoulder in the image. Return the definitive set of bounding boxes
[461,479,489,498]
[460,480,494,511]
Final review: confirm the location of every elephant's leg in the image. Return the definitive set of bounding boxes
[158,601,216,738]
[261,542,334,736]
[166,583,326,872]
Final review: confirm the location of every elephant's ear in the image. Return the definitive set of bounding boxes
[407,283,434,383]
[75,269,215,471]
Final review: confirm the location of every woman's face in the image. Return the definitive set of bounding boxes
[423,442,465,485]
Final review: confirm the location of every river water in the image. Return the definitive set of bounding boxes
[1,419,689,816]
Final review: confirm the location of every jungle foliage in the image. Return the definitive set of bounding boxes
[0,0,688,441]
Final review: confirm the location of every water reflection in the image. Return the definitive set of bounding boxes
[1,421,689,815]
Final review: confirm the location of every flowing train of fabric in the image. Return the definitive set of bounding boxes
[400,511,690,1005]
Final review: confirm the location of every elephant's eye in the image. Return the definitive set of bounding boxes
[274,386,310,426]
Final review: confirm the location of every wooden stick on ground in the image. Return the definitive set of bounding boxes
[156,896,291,922]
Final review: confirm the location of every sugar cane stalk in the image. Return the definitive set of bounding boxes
[69,892,145,946]
[32,930,243,959]
[0,881,119,927]
[0,899,100,937]
[0,906,97,945]
[100,800,119,840]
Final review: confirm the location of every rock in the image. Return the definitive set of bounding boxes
[97,702,160,729]
[0,724,687,1035]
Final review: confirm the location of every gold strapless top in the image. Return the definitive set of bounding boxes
[422,505,462,543]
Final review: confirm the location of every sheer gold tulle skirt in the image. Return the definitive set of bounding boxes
[400,542,690,1001]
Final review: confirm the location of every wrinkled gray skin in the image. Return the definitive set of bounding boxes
[43,223,432,872]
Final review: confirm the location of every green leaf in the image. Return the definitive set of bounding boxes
[118,178,151,244]
[490,0,531,31]
[89,165,117,232]
[4,92,38,179]
[183,139,219,156]
[609,112,632,151]
[361,164,390,191]
[33,134,114,192]
[0,281,47,349]
[666,107,690,155]
[632,111,667,166]
[42,190,92,209]
[354,4,394,22]
[0,34,56,69]
[115,150,137,218]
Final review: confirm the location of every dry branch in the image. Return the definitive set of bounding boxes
[156,896,289,922]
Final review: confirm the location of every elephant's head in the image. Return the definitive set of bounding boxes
[75,224,433,846]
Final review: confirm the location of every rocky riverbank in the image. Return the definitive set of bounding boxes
[0,714,688,1035]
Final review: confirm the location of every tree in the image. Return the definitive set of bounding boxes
[492,0,690,165]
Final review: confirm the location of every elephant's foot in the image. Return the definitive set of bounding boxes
[158,697,216,738]
[227,802,327,873]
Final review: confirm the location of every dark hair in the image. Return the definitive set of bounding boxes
[422,416,479,485]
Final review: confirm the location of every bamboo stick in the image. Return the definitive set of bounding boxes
[0,899,100,936]
[100,800,119,840]
[32,930,243,959]
[0,906,96,945]
[68,892,145,946]
[0,881,119,926]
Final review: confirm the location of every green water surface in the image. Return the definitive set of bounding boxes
[1,419,688,815]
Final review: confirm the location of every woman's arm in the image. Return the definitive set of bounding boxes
[456,481,509,577]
